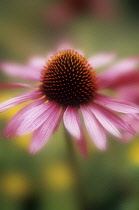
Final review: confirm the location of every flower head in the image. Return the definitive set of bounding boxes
[41,49,97,107]
[0,47,139,156]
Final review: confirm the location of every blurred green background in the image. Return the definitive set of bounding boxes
[0,0,139,210]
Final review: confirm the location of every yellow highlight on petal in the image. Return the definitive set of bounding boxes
[1,92,33,150]
[0,92,21,119]
[0,92,31,120]
[0,93,35,149]
[43,163,75,191]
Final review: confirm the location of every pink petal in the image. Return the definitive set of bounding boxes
[4,99,44,137]
[0,83,35,89]
[130,113,139,120]
[123,115,139,141]
[63,107,82,140]
[98,57,139,89]
[57,42,73,51]
[30,104,62,153]
[123,131,137,142]
[17,101,59,136]
[96,94,139,113]
[76,138,88,158]
[0,62,41,82]
[4,100,57,137]
[81,105,106,150]
[0,90,41,112]
[107,71,139,89]
[105,57,139,75]
[90,103,122,138]
[63,106,87,157]
[88,53,116,68]
[117,85,139,104]
[90,103,135,137]
[28,56,45,69]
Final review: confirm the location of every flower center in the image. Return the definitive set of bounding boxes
[41,50,97,107]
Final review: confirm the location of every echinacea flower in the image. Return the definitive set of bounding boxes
[45,0,116,28]
[0,48,139,156]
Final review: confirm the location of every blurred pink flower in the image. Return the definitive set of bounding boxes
[0,48,139,156]
[44,0,117,27]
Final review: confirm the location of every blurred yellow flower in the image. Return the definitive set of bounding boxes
[128,140,139,165]
[42,163,75,191]
[1,172,31,199]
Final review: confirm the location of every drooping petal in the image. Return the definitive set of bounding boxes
[63,106,82,140]
[4,100,56,137]
[63,106,87,157]
[30,104,62,153]
[123,115,139,141]
[0,90,41,112]
[89,103,135,138]
[81,105,106,150]
[107,71,139,89]
[0,83,35,89]
[96,94,139,113]
[90,103,122,138]
[76,137,88,158]
[88,53,116,68]
[17,102,59,136]
[97,57,139,89]
[4,99,44,137]
[117,85,139,104]
[0,62,41,82]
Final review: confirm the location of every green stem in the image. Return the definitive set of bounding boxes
[64,128,87,210]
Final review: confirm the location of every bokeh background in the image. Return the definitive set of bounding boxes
[0,0,139,209]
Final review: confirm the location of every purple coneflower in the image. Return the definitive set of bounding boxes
[0,48,139,156]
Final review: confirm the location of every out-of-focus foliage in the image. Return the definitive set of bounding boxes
[0,0,139,210]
